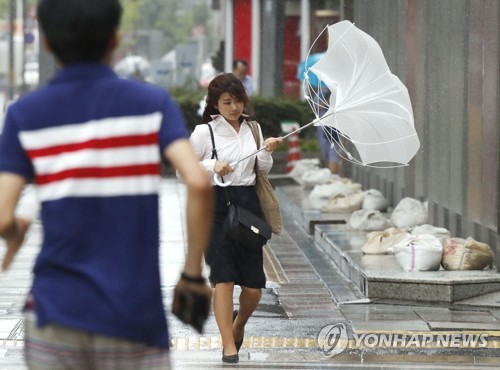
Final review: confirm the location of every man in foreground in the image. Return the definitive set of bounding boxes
[0,0,213,369]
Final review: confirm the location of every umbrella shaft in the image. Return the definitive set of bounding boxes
[231,119,320,167]
[281,119,318,140]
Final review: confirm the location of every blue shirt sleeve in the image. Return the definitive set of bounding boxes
[0,107,34,179]
[158,93,189,152]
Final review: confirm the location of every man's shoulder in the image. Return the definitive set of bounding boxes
[14,78,173,115]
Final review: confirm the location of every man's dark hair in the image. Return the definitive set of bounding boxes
[37,0,122,65]
[232,59,248,69]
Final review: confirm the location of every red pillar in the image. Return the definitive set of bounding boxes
[233,0,252,73]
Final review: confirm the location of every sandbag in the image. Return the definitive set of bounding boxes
[321,191,363,213]
[309,181,357,199]
[390,197,428,229]
[301,168,332,189]
[391,234,443,272]
[362,227,409,254]
[441,237,494,271]
[411,224,450,246]
[362,189,389,212]
[350,209,392,231]
[288,158,320,179]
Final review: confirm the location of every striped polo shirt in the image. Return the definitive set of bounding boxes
[0,63,188,348]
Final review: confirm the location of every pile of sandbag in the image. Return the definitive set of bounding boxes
[306,175,363,212]
[290,166,496,273]
[360,224,494,272]
[357,196,494,271]
[350,210,392,231]
[288,158,321,180]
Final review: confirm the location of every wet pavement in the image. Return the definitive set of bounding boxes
[1,179,500,369]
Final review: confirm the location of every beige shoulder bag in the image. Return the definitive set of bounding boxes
[247,121,282,235]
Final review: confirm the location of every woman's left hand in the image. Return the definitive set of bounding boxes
[263,137,283,152]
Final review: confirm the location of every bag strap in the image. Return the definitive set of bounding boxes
[247,120,261,148]
[206,123,218,160]
[247,120,261,172]
[205,123,231,205]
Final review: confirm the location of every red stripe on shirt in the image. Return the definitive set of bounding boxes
[26,133,159,159]
[35,164,160,185]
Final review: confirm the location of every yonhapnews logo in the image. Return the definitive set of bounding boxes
[318,323,488,358]
[317,323,349,357]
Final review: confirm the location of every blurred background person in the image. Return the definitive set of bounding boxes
[232,59,254,96]
[297,52,341,174]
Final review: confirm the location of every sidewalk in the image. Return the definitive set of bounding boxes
[0,185,39,369]
[2,179,500,369]
[271,181,500,362]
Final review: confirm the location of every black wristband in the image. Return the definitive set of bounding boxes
[181,272,206,284]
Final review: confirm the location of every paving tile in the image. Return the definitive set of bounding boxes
[0,320,22,340]
[489,309,500,321]
[456,290,500,308]
[339,304,419,314]
[428,321,500,331]
[474,356,500,365]
[343,312,421,322]
[285,299,337,308]
[276,290,329,296]
[361,354,477,365]
[417,310,500,324]
[277,282,326,288]
[292,311,345,318]
[351,320,430,332]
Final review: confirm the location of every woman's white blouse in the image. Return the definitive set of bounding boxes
[189,115,273,186]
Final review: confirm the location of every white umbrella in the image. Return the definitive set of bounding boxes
[214,20,420,186]
[305,20,420,167]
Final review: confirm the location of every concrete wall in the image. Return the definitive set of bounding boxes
[347,0,500,266]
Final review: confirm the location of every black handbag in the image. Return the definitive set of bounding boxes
[223,204,272,249]
[206,123,272,249]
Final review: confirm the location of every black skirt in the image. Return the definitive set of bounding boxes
[205,185,266,288]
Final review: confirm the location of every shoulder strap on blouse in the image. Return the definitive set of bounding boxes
[205,123,218,160]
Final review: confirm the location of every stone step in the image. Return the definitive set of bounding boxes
[275,182,500,304]
[314,223,500,303]
[276,185,350,234]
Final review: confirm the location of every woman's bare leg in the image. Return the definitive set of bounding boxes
[213,282,237,356]
[233,287,262,346]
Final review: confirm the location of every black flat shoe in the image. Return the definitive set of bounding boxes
[233,310,244,352]
[222,350,239,363]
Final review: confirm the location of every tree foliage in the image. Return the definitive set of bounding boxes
[0,0,37,20]
[120,0,145,34]
[121,0,212,55]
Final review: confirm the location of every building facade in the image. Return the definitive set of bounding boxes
[224,0,500,268]
[224,0,343,97]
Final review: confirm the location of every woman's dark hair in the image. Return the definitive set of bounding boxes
[202,73,253,124]
[37,0,122,65]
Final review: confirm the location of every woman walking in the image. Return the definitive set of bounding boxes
[190,73,282,363]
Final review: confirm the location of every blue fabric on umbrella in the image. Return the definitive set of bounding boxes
[296,52,326,88]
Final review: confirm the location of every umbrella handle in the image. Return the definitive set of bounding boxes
[213,175,232,187]
[213,161,238,187]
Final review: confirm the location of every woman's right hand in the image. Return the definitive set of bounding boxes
[214,161,234,177]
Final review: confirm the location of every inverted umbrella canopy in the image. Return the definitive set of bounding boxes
[305,20,420,167]
[213,20,421,186]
